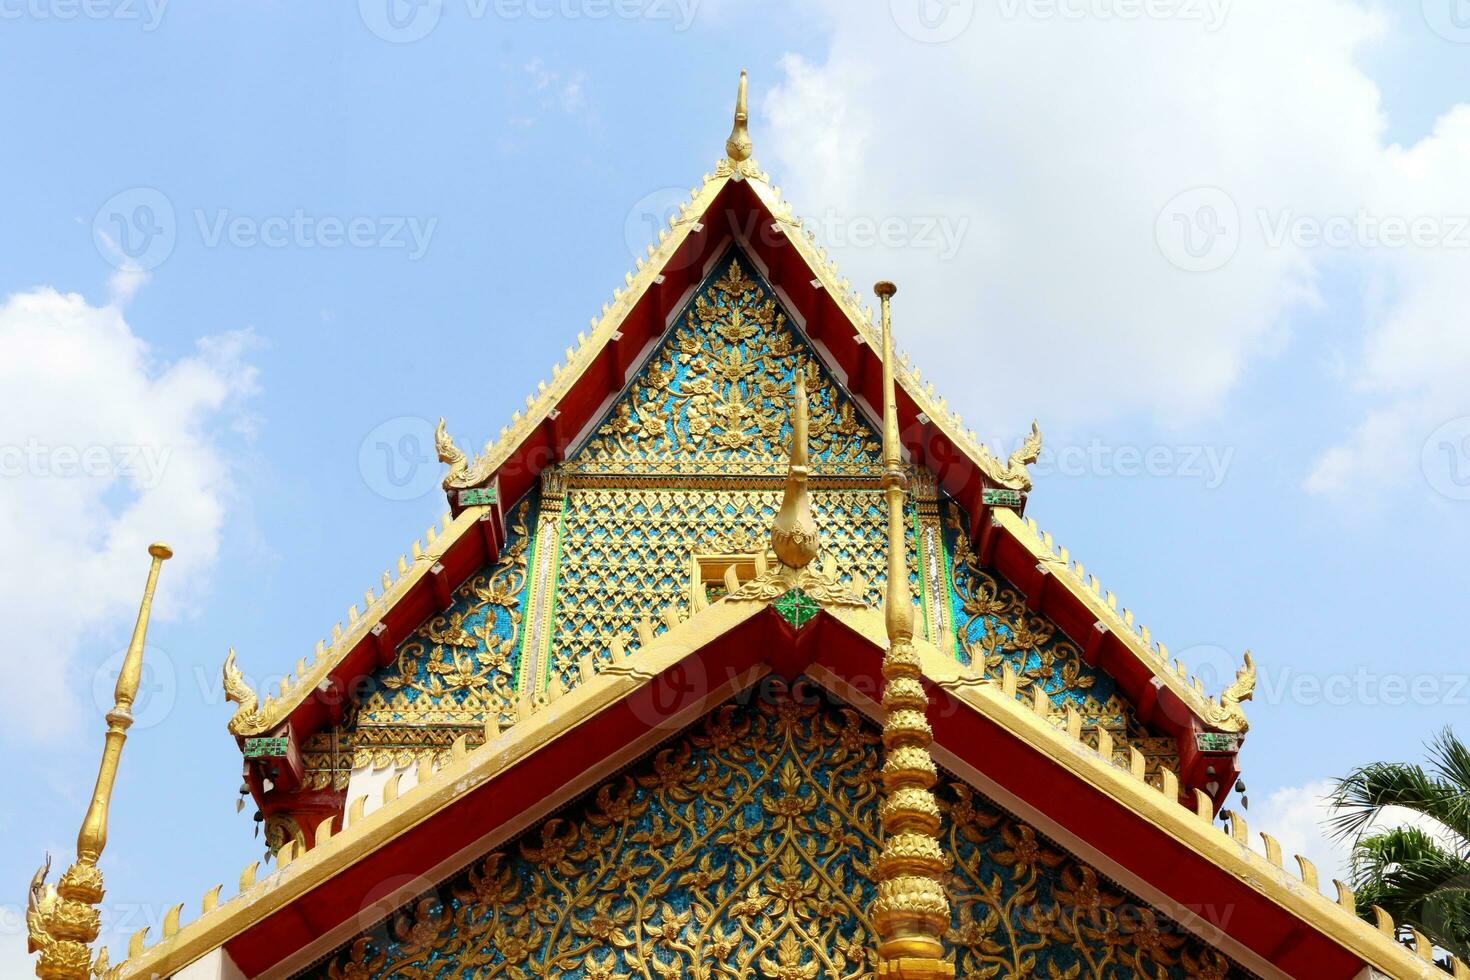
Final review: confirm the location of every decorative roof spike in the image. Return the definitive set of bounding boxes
[725,69,753,163]
[30,543,171,980]
[870,281,955,979]
[770,366,819,569]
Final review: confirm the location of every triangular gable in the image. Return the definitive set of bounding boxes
[568,250,882,476]
[297,690,1246,980]
[222,173,1236,794]
[222,110,1248,824]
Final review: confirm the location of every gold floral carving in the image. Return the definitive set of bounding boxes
[573,258,882,477]
[305,696,1245,980]
[351,503,533,769]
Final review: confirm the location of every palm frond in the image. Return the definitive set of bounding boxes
[1327,761,1467,846]
[1350,824,1470,961]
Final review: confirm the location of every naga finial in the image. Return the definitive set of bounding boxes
[770,366,818,569]
[435,417,469,489]
[223,647,265,736]
[725,69,753,164]
[1202,650,1255,734]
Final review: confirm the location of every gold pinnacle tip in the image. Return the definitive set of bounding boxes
[725,70,753,163]
[874,281,897,299]
[148,543,174,560]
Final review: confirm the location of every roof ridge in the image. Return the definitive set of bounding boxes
[224,506,474,736]
[991,504,1254,733]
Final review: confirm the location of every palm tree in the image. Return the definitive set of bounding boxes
[1329,728,1470,962]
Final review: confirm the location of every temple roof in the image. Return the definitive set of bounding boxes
[112,71,1464,980]
[221,89,1252,764]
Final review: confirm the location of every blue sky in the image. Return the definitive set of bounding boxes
[3,0,1470,969]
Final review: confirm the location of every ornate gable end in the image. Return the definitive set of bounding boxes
[296,692,1246,980]
[568,249,883,477]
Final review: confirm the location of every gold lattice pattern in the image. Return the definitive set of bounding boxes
[299,693,1245,980]
[550,486,914,689]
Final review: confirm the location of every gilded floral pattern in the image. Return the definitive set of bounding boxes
[573,253,883,476]
[299,693,1245,980]
[348,499,536,768]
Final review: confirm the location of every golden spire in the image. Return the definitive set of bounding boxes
[30,543,172,980]
[724,69,753,164]
[870,282,955,979]
[770,366,818,568]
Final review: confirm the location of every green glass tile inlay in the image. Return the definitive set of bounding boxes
[772,588,821,629]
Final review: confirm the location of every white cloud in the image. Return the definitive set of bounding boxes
[762,1,1470,495]
[1250,779,1352,884]
[0,286,256,741]
[1249,776,1465,892]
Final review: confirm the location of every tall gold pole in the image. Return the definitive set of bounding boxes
[871,283,954,979]
[31,543,172,980]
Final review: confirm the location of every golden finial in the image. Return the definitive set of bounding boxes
[32,544,171,980]
[725,69,752,163]
[770,366,819,569]
[870,283,955,979]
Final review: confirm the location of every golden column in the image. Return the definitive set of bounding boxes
[29,543,173,980]
[871,282,955,979]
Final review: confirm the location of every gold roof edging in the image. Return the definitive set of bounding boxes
[993,505,1255,732]
[223,506,485,737]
